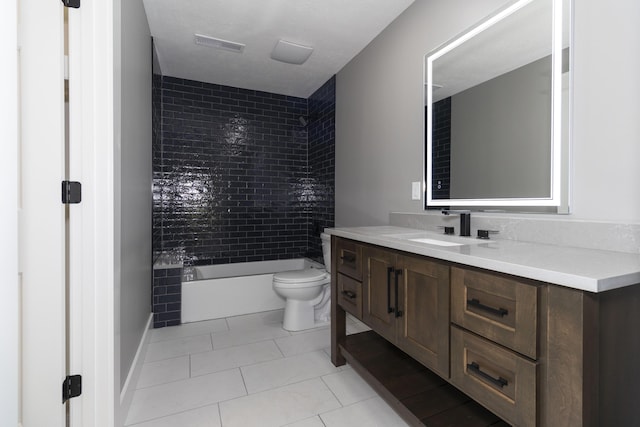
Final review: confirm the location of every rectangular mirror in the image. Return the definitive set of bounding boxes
[425,0,571,212]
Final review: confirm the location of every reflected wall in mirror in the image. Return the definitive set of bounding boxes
[425,0,571,212]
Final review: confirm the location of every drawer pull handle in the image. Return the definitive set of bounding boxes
[467,362,508,388]
[387,267,395,313]
[467,298,508,317]
[341,290,357,299]
[340,253,356,263]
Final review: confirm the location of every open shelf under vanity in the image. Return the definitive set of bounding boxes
[340,331,509,427]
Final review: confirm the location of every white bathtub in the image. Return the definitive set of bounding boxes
[181,258,325,323]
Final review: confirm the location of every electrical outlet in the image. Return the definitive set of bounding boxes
[411,182,421,200]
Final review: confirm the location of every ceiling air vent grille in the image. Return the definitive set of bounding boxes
[194,34,245,53]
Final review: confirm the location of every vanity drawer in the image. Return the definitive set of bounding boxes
[451,267,538,359]
[335,238,363,281]
[337,273,362,320]
[451,326,537,427]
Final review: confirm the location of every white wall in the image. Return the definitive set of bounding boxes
[0,1,18,425]
[570,0,640,221]
[119,0,152,391]
[336,0,640,226]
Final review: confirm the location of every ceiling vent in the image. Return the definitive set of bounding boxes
[194,34,245,53]
[270,40,314,65]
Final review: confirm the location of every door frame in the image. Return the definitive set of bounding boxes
[15,0,117,425]
[0,0,19,424]
[66,0,118,425]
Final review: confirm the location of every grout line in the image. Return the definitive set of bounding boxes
[238,366,249,399]
[187,342,285,379]
[319,375,344,408]
[216,402,223,427]
[273,337,286,356]
[125,403,221,427]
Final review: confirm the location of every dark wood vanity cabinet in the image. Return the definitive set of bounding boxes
[450,267,539,427]
[362,245,449,377]
[331,236,640,427]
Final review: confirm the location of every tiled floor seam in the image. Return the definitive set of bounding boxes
[136,365,249,392]
[211,335,288,351]
[318,375,347,409]
[273,338,286,358]
[238,363,249,398]
[125,403,222,427]
[150,330,219,344]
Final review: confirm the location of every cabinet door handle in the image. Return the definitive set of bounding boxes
[386,267,394,313]
[467,362,508,388]
[394,269,403,318]
[341,290,357,299]
[467,298,509,317]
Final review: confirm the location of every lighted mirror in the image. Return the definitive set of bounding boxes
[425,0,571,211]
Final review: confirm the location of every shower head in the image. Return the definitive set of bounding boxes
[298,116,308,127]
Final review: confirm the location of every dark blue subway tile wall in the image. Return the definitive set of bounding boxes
[152,72,163,257]
[428,97,451,205]
[152,266,182,328]
[152,76,335,266]
[307,76,336,258]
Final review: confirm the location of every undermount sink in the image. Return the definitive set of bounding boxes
[383,232,486,247]
[407,238,465,247]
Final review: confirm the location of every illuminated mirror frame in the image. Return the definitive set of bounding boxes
[425,0,566,208]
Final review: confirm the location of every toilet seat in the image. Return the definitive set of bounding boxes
[273,268,329,288]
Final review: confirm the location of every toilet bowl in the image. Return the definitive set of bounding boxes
[273,233,332,331]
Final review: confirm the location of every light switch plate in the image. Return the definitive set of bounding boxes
[411,182,421,200]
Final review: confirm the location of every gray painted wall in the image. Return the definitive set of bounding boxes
[120,0,152,389]
[336,0,640,225]
[450,56,551,199]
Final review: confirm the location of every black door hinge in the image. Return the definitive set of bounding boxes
[62,0,80,8]
[62,375,82,403]
[62,181,82,204]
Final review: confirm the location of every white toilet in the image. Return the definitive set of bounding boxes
[273,233,332,331]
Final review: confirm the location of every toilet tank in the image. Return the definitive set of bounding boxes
[321,233,331,273]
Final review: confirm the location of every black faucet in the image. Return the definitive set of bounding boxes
[442,210,471,237]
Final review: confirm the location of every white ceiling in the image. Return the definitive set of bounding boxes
[143,0,415,98]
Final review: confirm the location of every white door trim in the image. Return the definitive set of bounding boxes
[0,1,19,425]
[67,0,117,425]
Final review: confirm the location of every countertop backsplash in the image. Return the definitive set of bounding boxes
[390,212,640,254]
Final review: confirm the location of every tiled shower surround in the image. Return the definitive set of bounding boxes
[429,97,451,203]
[153,75,335,266]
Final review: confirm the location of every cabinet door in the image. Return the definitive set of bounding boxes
[396,254,450,377]
[362,246,397,342]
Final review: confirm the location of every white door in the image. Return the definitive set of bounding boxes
[19,0,117,425]
[19,0,67,425]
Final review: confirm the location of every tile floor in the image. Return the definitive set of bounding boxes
[125,310,410,427]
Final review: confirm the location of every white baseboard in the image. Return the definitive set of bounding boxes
[119,313,153,425]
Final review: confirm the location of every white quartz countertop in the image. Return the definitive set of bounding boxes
[326,226,640,293]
